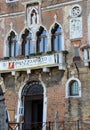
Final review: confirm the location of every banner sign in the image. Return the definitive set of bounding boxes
[0,54,56,72]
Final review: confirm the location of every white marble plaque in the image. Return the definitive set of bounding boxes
[70,17,82,39]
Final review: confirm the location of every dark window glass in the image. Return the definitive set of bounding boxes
[51,23,62,51]
[74,47,79,57]
[69,81,79,96]
[36,27,47,53]
[8,31,18,57]
[21,29,33,56]
[25,33,33,56]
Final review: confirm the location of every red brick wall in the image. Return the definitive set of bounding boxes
[0,0,90,123]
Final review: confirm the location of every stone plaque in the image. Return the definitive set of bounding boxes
[70,17,82,39]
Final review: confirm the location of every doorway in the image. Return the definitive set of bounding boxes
[21,81,44,130]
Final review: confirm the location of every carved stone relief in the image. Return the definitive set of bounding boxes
[27,4,41,28]
[70,17,82,39]
[69,5,82,40]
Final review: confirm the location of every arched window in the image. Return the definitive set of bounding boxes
[66,77,81,98]
[69,80,79,96]
[21,29,33,56]
[36,26,47,53]
[51,23,62,51]
[8,31,18,57]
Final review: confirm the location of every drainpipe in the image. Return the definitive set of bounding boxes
[74,62,79,79]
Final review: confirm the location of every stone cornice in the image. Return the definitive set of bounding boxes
[42,0,87,12]
[0,0,87,18]
[0,11,25,18]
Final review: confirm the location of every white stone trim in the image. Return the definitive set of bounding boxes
[19,27,33,55]
[6,0,18,3]
[65,77,81,98]
[84,49,89,66]
[6,109,11,121]
[19,25,48,54]
[27,7,38,26]
[49,22,65,51]
[4,29,18,57]
[0,11,25,18]
[16,80,47,130]
[22,0,41,6]
[42,0,85,12]
[36,25,48,43]
[0,0,85,18]
[40,80,47,130]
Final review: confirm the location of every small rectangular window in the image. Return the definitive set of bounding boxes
[6,0,18,3]
[74,47,79,57]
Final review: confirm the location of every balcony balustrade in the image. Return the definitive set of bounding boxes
[0,52,66,74]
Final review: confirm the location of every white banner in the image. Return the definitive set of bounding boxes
[0,54,56,71]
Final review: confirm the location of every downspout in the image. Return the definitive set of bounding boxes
[74,62,79,79]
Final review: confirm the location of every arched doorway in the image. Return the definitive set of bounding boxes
[21,81,44,130]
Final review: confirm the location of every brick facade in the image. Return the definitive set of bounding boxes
[0,0,90,129]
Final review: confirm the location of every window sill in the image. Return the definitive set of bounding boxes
[66,95,81,98]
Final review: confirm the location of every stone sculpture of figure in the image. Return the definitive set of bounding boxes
[32,13,36,24]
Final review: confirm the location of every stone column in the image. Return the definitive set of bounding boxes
[48,35,51,51]
[32,30,37,53]
[84,49,88,66]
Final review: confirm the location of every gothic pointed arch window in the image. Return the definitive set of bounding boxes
[51,23,63,52]
[21,29,33,56]
[36,26,47,53]
[7,31,18,57]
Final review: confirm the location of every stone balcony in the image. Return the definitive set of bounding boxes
[0,52,66,75]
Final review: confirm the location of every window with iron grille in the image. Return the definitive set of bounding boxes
[69,80,79,96]
[66,77,81,98]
